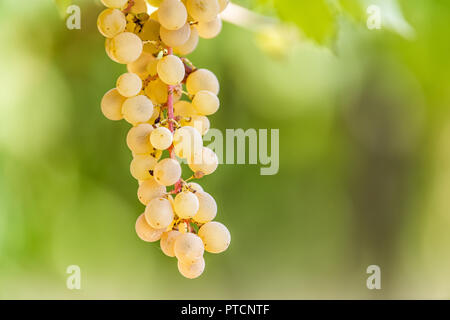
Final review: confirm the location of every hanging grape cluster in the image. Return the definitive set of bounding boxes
[98,0,231,279]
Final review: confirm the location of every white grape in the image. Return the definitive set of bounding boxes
[97,8,126,38]
[127,52,155,79]
[178,257,205,279]
[101,0,128,9]
[160,230,181,257]
[193,191,217,223]
[173,26,199,56]
[188,146,218,175]
[187,182,203,193]
[174,233,204,263]
[192,90,219,115]
[183,115,210,136]
[101,88,125,121]
[174,101,199,118]
[116,72,143,97]
[158,0,188,30]
[198,221,230,253]
[173,126,203,159]
[130,154,158,180]
[130,0,148,14]
[186,69,220,95]
[153,158,182,186]
[174,191,199,218]
[157,55,186,85]
[160,22,191,47]
[150,127,173,150]
[196,16,222,39]
[105,38,120,63]
[110,32,143,64]
[186,0,219,22]
[122,95,154,124]
[135,213,164,242]
[137,177,167,205]
[126,123,154,154]
[144,197,174,229]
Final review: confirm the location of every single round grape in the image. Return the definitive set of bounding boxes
[183,115,210,136]
[97,8,126,38]
[186,69,219,95]
[130,0,148,14]
[145,197,174,229]
[174,191,199,218]
[174,26,199,56]
[153,158,182,186]
[101,0,128,9]
[127,123,154,154]
[105,38,120,63]
[173,126,203,159]
[193,191,217,223]
[157,55,186,85]
[101,88,125,121]
[178,256,205,279]
[160,22,191,47]
[145,78,168,104]
[130,154,158,180]
[158,0,188,30]
[192,90,219,115]
[188,146,218,175]
[116,73,143,97]
[174,233,204,263]
[137,177,167,205]
[198,221,230,253]
[196,16,222,39]
[174,101,199,118]
[135,213,164,242]
[110,32,143,64]
[218,0,229,12]
[122,95,154,124]
[160,230,181,257]
[187,182,203,193]
[127,52,155,79]
[186,0,219,23]
[150,127,173,150]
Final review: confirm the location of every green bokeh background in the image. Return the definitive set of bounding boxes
[0,0,449,299]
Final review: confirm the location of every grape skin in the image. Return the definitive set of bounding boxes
[197,17,222,39]
[183,115,210,136]
[174,233,204,264]
[130,154,158,180]
[153,158,182,186]
[173,26,199,56]
[178,257,205,279]
[160,22,191,47]
[150,127,173,150]
[157,55,186,85]
[193,191,217,223]
[135,213,164,242]
[101,88,125,121]
[186,0,220,23]
[186,69,220,95]
[188,146,219,175]
[192,90,220,115]
[187,182,203,192]
[174,191,200,218]
[127,52,155,79]
[97,8,126,38]
[116,73,143,97]
[122,95,154,124]
[126,123,154,155]
[101,0,128,9]
[158,0,188,31]
[198,221,230,253]
[110,32,143,64]
[137,177,167,205]
[145,197,175,229]
[160,230,181,257]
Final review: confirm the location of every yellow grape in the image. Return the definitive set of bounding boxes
[174,100,199,118]
[122,95,154,124]
[178,257,205,279]
[186,0,219,23]
[130,0,148,14]
[101,0,128,9]
[158,0,188,30]
[198,221,230,253]
[105,38,120,63]
[130,154,158,180]
[186,69,219,95]
[146,58,159,76]
[173,126,203,159]
[150,127,173,150]
[139,18,161,55]
[182,115,210,136]
[160,22,191,47]
[192,90,219,115]
[110,32,143,64]
[126,123,155,154]
[174,191,199,218]
[160,230,181,257]
[97,8,126,38]
[188,146,218,175]
[145,197,175,229]
[135,213,164,242]
[196,16,222,39]
[187,182,203,192]
[101,88,125,121]
[157,55,186,85]
[192,191,217,223]
[127,52,155,79]
[153,158,182,186]
[116,72,143,97]
[137,177,167,205]
[173,26,199,56]
[174,233,204,264]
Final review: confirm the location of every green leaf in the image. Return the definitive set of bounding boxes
[54,0,72,18]
[271,0,336,45]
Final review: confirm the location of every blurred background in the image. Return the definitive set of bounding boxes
[0,0,449,299]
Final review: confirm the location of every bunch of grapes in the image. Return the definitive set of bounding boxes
[97,0,231,279]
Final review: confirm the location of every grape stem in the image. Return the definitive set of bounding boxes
[123,0,135,14]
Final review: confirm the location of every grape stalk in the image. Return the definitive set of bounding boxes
[98,0,231,279]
